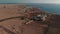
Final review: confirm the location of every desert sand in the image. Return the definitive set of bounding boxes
[0,4,59,34]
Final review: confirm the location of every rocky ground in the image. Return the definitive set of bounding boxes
[0,4,59,34]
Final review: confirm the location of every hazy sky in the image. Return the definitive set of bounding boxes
[0,0,60,3]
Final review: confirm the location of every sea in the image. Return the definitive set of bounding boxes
[23,3,60,14]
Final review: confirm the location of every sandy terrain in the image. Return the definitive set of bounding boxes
[0,4,48,34]
[0,4,59,34]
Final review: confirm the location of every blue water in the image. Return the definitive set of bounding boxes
[23,3,60,14]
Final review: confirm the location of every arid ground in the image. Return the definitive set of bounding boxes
[0,4,59,34]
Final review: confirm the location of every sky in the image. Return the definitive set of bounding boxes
[0,0,60,3]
